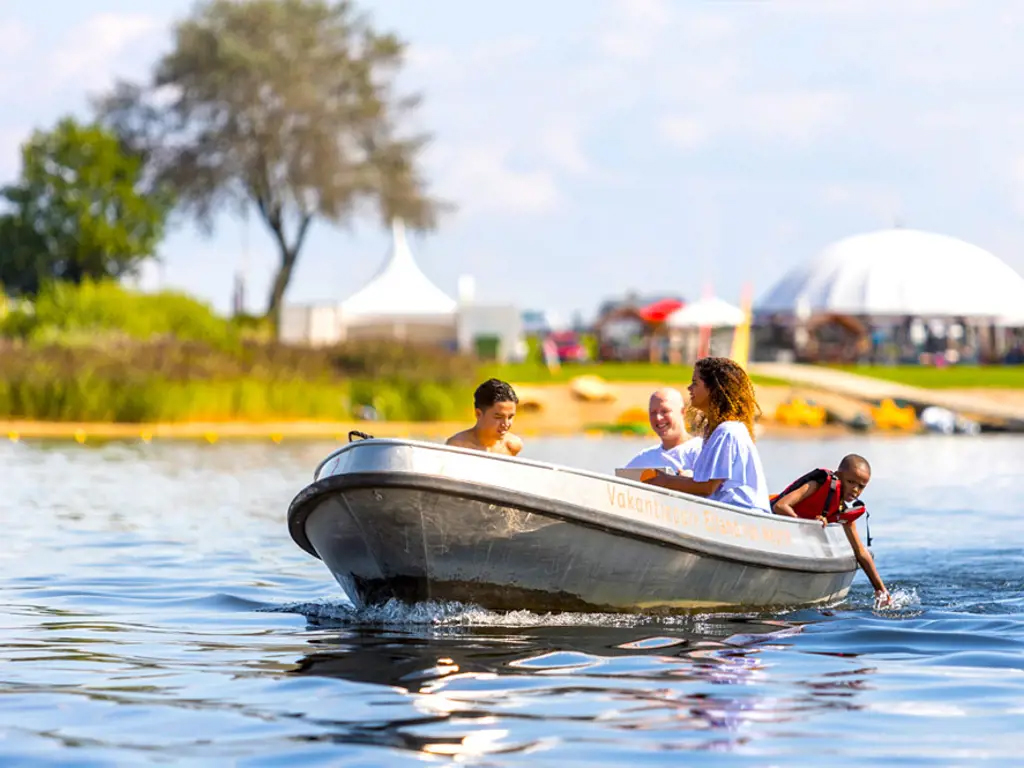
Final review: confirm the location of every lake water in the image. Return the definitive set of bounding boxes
[2,435,1022,765]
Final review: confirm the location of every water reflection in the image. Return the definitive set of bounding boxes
[4,437,1022,764]
[289,616,879,758]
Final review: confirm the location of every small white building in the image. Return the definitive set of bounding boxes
[455,275,525,362]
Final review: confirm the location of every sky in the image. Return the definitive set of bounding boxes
[3,0,1024,322]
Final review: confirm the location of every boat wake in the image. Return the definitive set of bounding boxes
[265,597,731,630]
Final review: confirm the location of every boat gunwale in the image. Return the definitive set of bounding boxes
[312,438,840,531]
[288,470,857,575]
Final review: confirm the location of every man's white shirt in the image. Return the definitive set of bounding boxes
[624,436,703,472]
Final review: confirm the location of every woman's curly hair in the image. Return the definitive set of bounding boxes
[693,356,761,440]
[683,404,707,437]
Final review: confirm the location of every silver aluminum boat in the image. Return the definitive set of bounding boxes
[287,436,858,613]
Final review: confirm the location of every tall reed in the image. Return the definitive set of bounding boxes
[0,339,477,422]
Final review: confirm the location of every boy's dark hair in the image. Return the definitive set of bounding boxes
[474,378,518,410]
[839,454,871,473]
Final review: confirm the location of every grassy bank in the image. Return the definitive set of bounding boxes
[827,364,1024,389]
[0,281,479,423]
[0,340,477,422]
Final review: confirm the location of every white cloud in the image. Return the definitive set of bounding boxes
[538,120,590,175]
[0,20,32,58]
[0,21,32,97]
[0,126,25,182]
[48,13,162,91]
[743,90,848,142]
[405,36,536,86]
[819,182,905,225]
[434,144,560,216]
[660,90,848,150]
[822,184,852,205]
[659,116,708,150]
[1012,156,1024,216]
[770,0,968,17]
[597,0,672,59]
[404,35,594,200]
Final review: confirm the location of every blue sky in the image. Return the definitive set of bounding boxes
[3,0,1024,322]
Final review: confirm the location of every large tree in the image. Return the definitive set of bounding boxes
[97,0,445,328]
[0,117,171,296]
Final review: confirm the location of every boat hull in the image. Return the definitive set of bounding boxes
[289,440,858,614]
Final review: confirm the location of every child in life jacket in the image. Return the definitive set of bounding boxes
[771,454,890,605]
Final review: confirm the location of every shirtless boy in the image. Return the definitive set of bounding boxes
[446,378,523,456]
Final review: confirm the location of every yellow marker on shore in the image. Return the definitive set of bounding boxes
[8,431,19,442]
[271,434,283,443]
[204,433,218,444]
[74,430,86,444]
[140,431,153,443]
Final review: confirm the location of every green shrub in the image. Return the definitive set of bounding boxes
[0,280,239,350]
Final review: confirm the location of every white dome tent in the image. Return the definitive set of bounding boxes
[755,228,1024,363]
[757,228,1024,318]
[338,219,457,343]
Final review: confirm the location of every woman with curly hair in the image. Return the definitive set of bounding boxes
[642,356,771,514]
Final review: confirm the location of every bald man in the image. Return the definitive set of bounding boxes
[624,387,704,472]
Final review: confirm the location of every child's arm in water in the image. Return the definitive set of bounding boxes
[843,521,890,604]
[772,479,823,518]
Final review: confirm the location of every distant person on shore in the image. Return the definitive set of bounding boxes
[446,378,523,456]
[771,453,890,605]
[623,388,704,473]
[641,357,771,514]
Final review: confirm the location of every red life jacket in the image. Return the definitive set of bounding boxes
[769,468,866,524]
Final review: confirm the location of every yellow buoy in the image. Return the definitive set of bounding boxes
[271,434,283,443]
[74,430,86,444]
[204,432,218,444]
[140,431,153,443]
[8,431,19,442]
[871,398,917,431]
[774,397,826,428]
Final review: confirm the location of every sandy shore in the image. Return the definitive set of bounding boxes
[0,382,1018,441]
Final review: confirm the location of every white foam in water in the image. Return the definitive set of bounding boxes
[876,587,920,612]
[267,598,720,629]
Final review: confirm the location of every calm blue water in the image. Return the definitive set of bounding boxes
[2,435,1022,765]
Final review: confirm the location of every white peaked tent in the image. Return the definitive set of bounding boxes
[666,297,746,328]
[341,219,456,320]
[756,228,1024,318]
[338,219,457,342]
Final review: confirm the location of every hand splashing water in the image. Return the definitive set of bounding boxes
[875,586,919,612]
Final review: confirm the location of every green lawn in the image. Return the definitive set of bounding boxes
[827,364,1024,389]
[481,361,790,387]
[481,361,1024,390]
